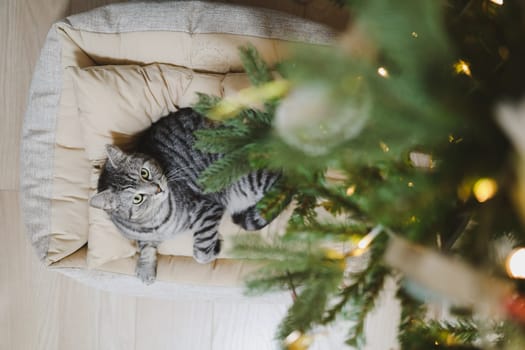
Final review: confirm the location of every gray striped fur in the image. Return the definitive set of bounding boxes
[89,108,279,284]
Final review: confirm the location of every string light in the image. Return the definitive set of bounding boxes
[346,185,356,196]
[325,226,383,260]
[409,151,435,169]
[448,134,464,144]
[357,225,383,250]
[379,141,390,152]
[506,248,525,279]
[411,31,418,38]
[472,178,498,203]
[377,66,389,78]
[490,0,503,5]
[453,59,472,77]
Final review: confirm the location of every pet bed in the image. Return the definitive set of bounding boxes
[21,1,338,300]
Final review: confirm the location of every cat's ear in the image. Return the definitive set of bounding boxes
[89,190,115,211]
[105,144,126,168]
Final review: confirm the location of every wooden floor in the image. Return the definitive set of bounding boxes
[0,1,397,349]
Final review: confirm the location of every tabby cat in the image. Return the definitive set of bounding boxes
[89,108,279,284]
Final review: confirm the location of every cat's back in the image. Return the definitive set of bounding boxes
[137,108,204,153]
[136,108,217,193]
[149,108,205,138]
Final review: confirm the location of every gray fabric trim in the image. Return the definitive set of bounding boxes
[57,267,292,302]
[65,1,335,44]
[20,23,66,262]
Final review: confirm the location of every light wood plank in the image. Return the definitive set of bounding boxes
[364,277,401,350]
[1,191,127,350]
[211,302,289,350]
[96,292,137,350]
[135,299,215,350]
[0,194,11,350]
[1,190,57,350]
[56,279,100,350]
[134,299,178,350]
[0,0,70,190]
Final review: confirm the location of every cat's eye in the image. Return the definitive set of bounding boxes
[133,194,145,205]
[140,168,150,180]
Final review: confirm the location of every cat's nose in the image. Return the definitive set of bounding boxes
[154,183,162,194]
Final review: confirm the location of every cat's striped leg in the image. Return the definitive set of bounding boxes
[136,241,159,285]
[231,205,269,231]
[228,170,282,231]
[190,201,224,264]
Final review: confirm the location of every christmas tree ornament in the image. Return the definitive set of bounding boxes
[274,82,371,156]
[384,235,514,317]
[504,294,525,326]
[284,330,313,350]
[209,80,290,120]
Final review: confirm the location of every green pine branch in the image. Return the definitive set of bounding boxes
[397,286,488,349]
[239,45,273,86]
[428,320,479,345]
[397,286,428,348]
[255,180,294,222]
[193,16,525,345]
[191,44,279,194]
[193,127,250,154]
[399,319,482,350]
[345,264,390,349]
[192,92,221,115]
[197,148,252,193]
[277,278,338,341]
[239,108,274,126]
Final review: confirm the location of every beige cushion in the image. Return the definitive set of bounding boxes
[22,1,339,290]
[45,19,297,271]
[69,63,294,269]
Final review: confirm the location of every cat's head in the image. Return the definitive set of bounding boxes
[89,144,169,223]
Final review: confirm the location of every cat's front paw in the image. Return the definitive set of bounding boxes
[193,238,221,264]
[136,263,156,285]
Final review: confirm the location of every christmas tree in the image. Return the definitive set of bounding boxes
[193,1,525,349]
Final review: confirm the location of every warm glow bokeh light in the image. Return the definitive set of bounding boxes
[506,248,525,279]
[472,178,498,203]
